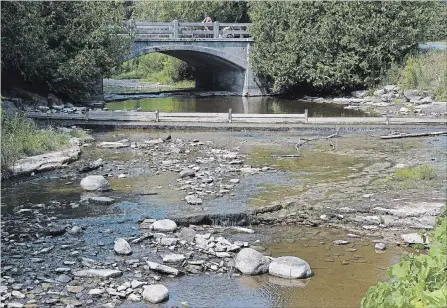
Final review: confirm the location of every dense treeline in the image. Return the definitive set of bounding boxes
[248,1,447,95]
[132,1,250,23]
[1,1,130,100]
[1,1,445,99]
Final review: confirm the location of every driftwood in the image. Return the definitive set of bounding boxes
[270,154,301,158]
[295,127,341,149]
[380,131,447,139]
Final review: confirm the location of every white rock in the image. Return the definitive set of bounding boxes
[152,219,177,232]
[146,261,180,276]
[160,238,178,246]
[178,227,197,242]
[269,256,312,279]
[68,225,83,235]
[229,179,240,184]
[114,238,132,255]
[97,141,129,148]
[131,280,145,289]
[11,291,25,299]
[80,175,111,191]
[6,303,24,308]
[375,243,387,250]
[333,240,349,245]
[234,248,270,275]
[163,254,186,263]
[185,195,203,205]
[216,252,232,258]
[179,168,195,178]
[401,233,425,244]
[142,284,169,303]
[11,146,81,176]
[73,269,122,278]
[232,226,255,234]
[128,293,141,302]
[88,288,104,295]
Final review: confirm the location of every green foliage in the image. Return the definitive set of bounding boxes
[395,164,436,182]
[132,1,249,23]
[393,51,447,100]
[112,53,194,84]
[361,210,447,308]
[1,1,131,99]
[1,110,70,177]
[248,1,447,94]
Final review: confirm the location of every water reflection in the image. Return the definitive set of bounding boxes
[107,96,368,117]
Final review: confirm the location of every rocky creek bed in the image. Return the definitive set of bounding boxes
[1,127,446,307]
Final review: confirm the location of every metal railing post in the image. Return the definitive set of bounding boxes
[155,110,159,122]
[228,108,232,123]
[214,21,220,38]
[304,109,308,123]
[173,20,179,38]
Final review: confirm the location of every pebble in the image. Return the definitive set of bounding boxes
[375,243,387,251]
[333,240,349,245]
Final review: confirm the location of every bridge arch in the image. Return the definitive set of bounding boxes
[128,42,252,93]
[127,45,248,70]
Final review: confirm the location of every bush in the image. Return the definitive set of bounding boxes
[1,110,70,178]
[361,210,447,307]
[397,51,447,100]
[248,1,446,94]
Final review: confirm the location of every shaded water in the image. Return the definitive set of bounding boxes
[106,96,369,117]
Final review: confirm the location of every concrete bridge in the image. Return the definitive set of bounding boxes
[123,21,266,96]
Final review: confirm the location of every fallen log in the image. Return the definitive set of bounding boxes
[380,131,447,139]
[270,154,301,158]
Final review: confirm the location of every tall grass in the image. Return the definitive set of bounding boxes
[1,110,70,177]
[382,50,447,100]
[111,53,195,85]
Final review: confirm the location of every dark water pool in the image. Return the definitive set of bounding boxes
[106,96,369,117]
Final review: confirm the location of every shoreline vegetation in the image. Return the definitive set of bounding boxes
[361,210,446,307]
[0,110,88,179]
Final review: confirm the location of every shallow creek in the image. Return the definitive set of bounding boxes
[1,129,412,308]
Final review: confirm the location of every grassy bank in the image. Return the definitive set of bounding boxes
[381,50,447,100]
[111,53,195,86]
[361,209,447,307]
[1,110,74,177]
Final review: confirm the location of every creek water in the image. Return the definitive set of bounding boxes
[106,96,370,117]
[1,129,406,308]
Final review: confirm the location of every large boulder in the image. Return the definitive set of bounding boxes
[152,219,177,232]
[234,248,270,275]
[11,146,81,176]
[80,175,111,191]
[114,238,132,255]
[142,284,169,303]
[268,256,312,279]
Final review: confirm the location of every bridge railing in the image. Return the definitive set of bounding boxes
[124,20,251,39]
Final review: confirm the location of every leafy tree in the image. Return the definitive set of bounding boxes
[248,1,446,94]
[132,1,249,23]
[1,1,131,100]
